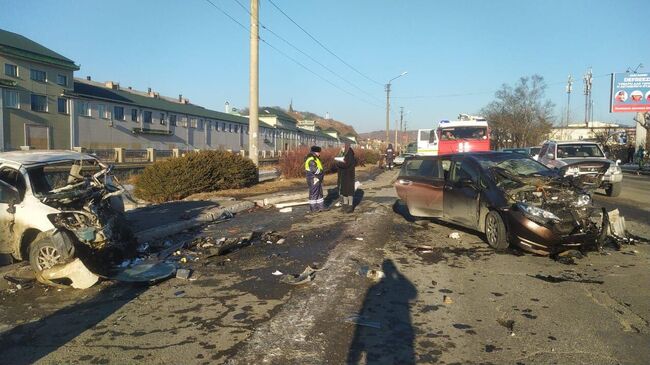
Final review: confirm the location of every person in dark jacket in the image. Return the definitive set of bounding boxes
[385,144,395,170]
[627,143,635,164]
[336,143,356,213]
[305,146,325,212]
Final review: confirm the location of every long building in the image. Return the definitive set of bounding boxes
[0,28,348,155]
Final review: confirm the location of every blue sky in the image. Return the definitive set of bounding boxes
[1,0,647,132]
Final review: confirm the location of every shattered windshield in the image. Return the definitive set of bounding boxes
[477,154,550,177]
[556,144,604,158]
[27,160,99,195]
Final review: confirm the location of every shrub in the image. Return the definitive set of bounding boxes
[279,147,341,178]
[134,150,258,203]
[357,149,381,165]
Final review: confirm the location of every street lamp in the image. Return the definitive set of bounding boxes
[385,71,408,144]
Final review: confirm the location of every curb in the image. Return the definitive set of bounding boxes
[134,200,255,243]
[622,168,650,176]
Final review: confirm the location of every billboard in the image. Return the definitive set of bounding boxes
[610,73,650,113]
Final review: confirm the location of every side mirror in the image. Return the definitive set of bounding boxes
[546,153,555,159]
[616,159,621,166]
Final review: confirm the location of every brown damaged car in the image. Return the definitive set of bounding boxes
[394,152,608,255]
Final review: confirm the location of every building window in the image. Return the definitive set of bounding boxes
[30,69,46,82]
[160,113,166,125]
[56,74,67,86]
[30,94,47,112]
[4,63,17,77]
[234,125,239,133]
[143,111,152,123]
[190,118,198,128]
[57,98,68,114]
[131,109,138,122]
[2,89,19,108]
[221,122,226,131]
[170,114,177,126]
[181,117,188,128]
[198,119,204,130]
[114,106,125,120]
[98,104,108,119]
[78,101,91,117]
[228,124,233,132]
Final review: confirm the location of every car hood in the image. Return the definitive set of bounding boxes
[555,157,612,166]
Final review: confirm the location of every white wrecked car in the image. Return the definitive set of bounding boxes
[0,151,133,280]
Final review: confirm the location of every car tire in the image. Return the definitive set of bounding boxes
[605,183,622,197]
[29,231,76,273]
[485,211,509,252]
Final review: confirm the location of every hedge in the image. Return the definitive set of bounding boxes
[134,150,258,203]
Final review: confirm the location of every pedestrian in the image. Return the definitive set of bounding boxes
[336,143,356,213]
[385,144,395,171]
[627,143,635,164]
[305,146,325,212]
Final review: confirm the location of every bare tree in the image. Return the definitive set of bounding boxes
[481,75,555,150]
[634,112,650,150]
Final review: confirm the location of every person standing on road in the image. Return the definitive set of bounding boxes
[336,143,356,213]
[385,144,395,171]
[627,143,636,164]
[305,146,325,212]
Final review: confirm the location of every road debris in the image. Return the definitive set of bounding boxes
[279,207,293,213]
[443,295,454,304]
[497,318,515,335]
[272,270,283,276]
[275,201,309,209]
[529,273,604,284]
[38,258,99,289]
[355,237,364,241]
[357,266,385,281]
[449,232,461,239]
[176,268,192,280]
[405,243,434,251]
[111,262,176,283]
[279,265,322,285]
[345,315,381,329]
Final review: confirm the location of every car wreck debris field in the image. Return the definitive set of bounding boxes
[1,165,650,365]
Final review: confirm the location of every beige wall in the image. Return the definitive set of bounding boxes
[1,53,74,150]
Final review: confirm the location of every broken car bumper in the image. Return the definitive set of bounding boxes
[507,211,600,255]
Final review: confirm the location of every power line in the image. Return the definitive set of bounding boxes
[203,0,382,108]
[230,0,382,103]
[266,0,383,86]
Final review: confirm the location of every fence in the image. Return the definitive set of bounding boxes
[124,149,149,163]
[86,148,117,163]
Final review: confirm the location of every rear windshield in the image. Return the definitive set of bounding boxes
[556,144,604,158]
[439,127,487,140]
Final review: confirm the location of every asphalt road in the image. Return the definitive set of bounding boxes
[0,170,648,364]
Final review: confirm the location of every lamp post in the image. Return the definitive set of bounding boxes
[385,71,407,144]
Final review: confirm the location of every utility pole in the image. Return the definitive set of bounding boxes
[248,0,259,166]
[385,83,391,144]
[396,107,404,148]
[565,74,573,126]
[583,68,592,128]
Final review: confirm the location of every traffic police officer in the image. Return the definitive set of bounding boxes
[305,146,325,212]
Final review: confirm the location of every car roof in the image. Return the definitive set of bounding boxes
[547,140,599,145]
[0,150,97,167]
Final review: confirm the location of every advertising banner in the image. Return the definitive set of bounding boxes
[610,73,650,113]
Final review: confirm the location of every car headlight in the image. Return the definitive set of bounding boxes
[516,202,560,224]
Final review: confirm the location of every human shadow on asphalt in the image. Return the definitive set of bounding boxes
[346,259,417,365]
[0,283,146,365]
[324,187,340,207]
[353,189,365,208]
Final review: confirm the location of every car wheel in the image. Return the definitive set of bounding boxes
[485,211,509,252]
[605,183,622,197]
[29,231,76,272]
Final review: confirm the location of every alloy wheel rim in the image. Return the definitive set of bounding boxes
[37,246,61,270]
[486,215,498,245]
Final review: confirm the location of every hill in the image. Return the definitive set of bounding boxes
[359,130,418,142]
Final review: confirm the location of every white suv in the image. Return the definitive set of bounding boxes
[0,151,130,274]
[537,141,623,197]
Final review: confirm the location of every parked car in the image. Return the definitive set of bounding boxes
[0,151,131,275]
[394,153,414,166]
[394,152,606,255]
[537,141,623,197]
[501,146,542,159]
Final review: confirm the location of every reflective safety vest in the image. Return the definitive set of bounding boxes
[305,156,323,173]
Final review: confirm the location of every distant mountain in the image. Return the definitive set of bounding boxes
[359,130,418,142]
